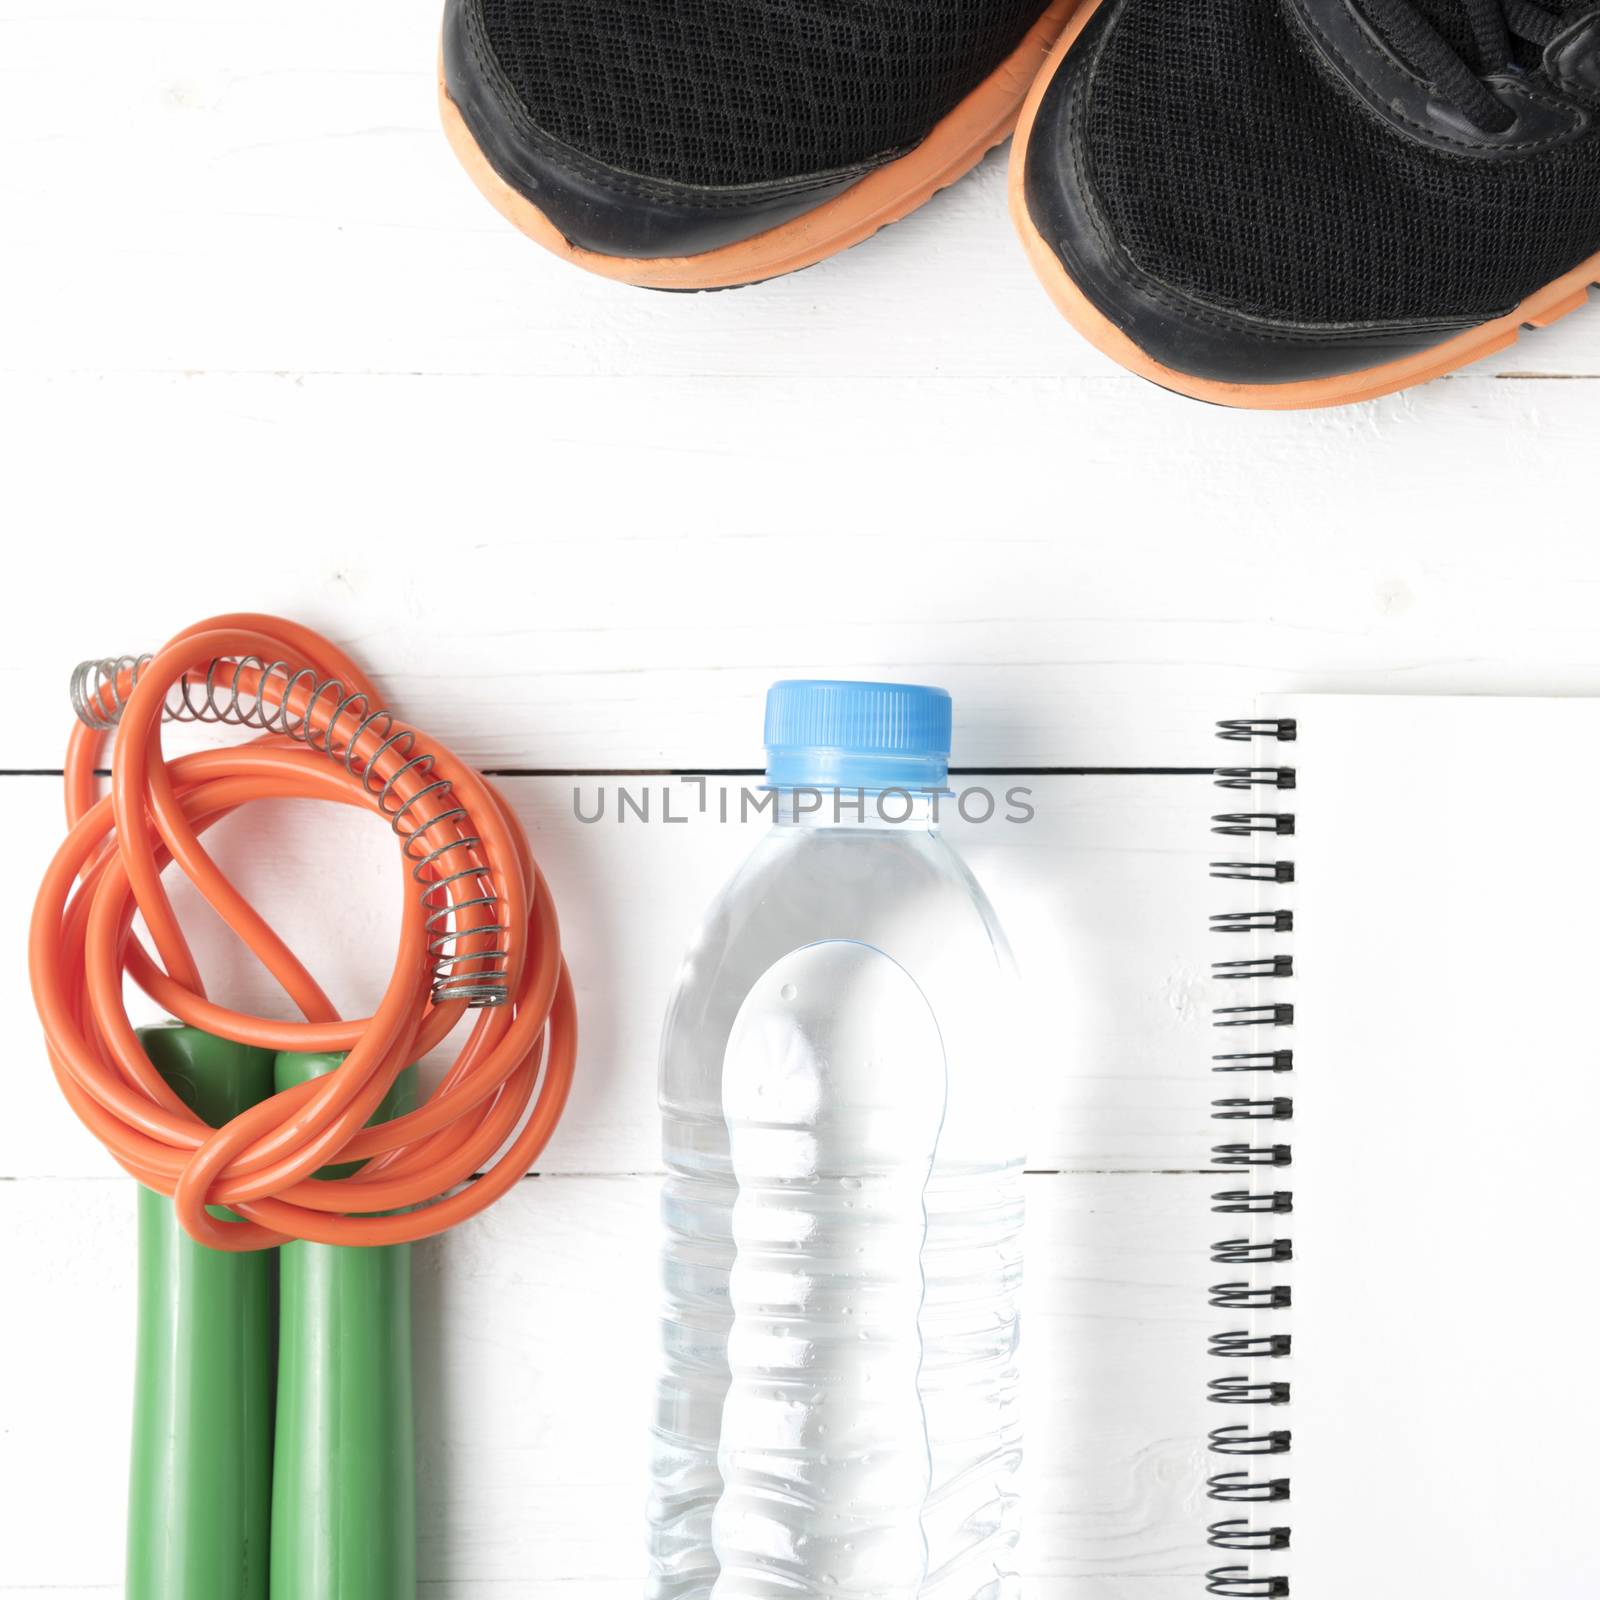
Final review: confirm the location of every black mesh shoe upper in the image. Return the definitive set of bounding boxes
[476,0,1049,188]
[1070,0,1600,326]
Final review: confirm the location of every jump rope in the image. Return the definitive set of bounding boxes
[29,613,577,1596]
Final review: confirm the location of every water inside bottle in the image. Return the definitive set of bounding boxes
[713,940,947,1599]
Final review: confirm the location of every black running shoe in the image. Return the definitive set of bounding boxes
[1011,0,1600,408]
[441,0,1077,289]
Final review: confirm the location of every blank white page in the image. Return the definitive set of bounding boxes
[1253,694,1600,1596]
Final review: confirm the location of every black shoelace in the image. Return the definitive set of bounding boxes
[1361,0,1576,131]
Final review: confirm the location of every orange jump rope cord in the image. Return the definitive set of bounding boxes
[29,614,576,1251]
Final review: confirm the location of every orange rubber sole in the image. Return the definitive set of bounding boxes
[441,0,1082,291]
[1008,0,1600,410]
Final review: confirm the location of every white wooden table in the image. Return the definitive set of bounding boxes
[3,1,1598,1594]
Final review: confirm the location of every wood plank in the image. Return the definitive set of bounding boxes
[0,1172,1220,1592]
[0,1577,1194,1595]
[7,772,1223,1179]
[11,371,1600,769]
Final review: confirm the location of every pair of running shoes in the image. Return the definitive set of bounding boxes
[442,0,1600,410]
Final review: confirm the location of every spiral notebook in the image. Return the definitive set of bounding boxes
[1198,695,1600,1599]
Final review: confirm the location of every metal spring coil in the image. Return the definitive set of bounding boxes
[1205,718,1296,1597]
[70,652,507,1008]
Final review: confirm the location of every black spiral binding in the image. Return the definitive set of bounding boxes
[1206,717,1295,1600]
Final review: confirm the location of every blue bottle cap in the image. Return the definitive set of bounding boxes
[763,680,952,792]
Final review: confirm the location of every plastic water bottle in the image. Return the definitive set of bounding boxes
[648,682,1024,1600]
